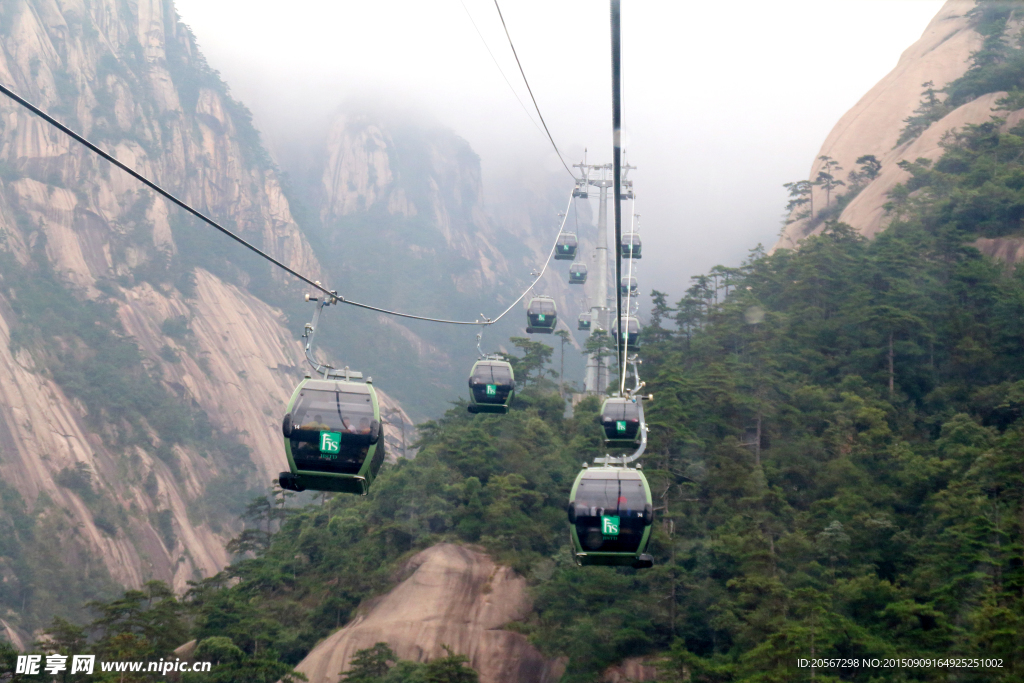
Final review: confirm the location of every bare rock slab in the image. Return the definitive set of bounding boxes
[294,543,562,683]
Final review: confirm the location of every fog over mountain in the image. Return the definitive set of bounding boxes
[173,0,944,300]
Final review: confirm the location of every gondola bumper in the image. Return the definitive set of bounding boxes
[289,472,368,495]
[604,439,642,450]
[468,403,510,414]
[573,551,654,568]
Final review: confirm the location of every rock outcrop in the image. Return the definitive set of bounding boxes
[974,235,1024,263]
[317,114,582,306]
[319,116,513,296]
[601,657,658,683]
[775,0,1009,250]
[294,544,563,683]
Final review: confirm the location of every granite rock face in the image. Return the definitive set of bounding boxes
[294,544,563,683]
[774,0,1024,263]
[0,0,415,636]
[316,114,586,363]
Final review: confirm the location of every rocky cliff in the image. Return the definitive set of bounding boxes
[318,115,580,300]
[295,113,586,415]
[294,544,563,683]
[776,0,1024,262]
[0,0,414,636]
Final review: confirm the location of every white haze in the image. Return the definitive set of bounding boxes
[173,0,946,300]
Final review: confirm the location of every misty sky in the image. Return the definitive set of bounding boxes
[173,0,946,301]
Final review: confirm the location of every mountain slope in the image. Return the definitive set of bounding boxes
[0,0,414,635]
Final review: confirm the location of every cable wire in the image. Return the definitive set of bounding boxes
[492,0,575,179]
[0,81,571,327]
[458,0,545,139]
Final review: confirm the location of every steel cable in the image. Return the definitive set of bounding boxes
[458,0,545,138]
[492,0,575,179]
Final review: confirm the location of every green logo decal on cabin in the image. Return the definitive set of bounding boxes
[602,515,620,536]
[486,384,497,397]
[320,431,341,454]
[616,420,627,434]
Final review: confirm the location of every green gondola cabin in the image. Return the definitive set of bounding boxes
[621,234,641,259]
[526,296,557,334]
[555,233,578,260]
[278,377,385,495]
[568,466,653,568]
[612,315,640,348]
[467,359,515,414]
[569,263,588,285]
[600,396,642,448]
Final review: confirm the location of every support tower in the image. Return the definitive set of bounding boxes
[576,160,634,395]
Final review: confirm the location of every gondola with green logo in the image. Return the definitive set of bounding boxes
[568,465,653,568]
[622,233,641,259]
[600,396,642,448]
[278,295,385,495]
[467,359,515,414]
[279,374,385,495]
[554,232,578,260]
[569,263,588,285]
[612,315,640,349]
[526,295,557,334]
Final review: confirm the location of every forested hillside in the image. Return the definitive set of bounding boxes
[6,101,1024,682]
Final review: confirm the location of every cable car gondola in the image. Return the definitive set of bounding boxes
[572,182,589,199]
[568,465,653,568]
[600,396,643,448]
[467,359,515,414]
[622,234,642,259]
[526,296,557,334]
[620,276,638,297]
[612,315,640,348]
[578,312,592,331]
[555,233,578,260]
[279,374,385,495]
[569,263,588,285]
